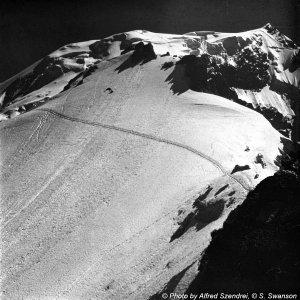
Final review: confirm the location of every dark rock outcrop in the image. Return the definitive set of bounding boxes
[90,39,111,58]
[221,36,251,56]
[131,42,157,64]
[187,170,300,293]
[116,42,157,72]
[2,57,65,107]
[231,164,250,174]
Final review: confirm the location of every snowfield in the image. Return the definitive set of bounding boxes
[0,24,298,299]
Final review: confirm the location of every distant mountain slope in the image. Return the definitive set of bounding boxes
[0,24,299,299]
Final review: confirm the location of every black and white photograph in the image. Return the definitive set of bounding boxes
[0,0,299,299]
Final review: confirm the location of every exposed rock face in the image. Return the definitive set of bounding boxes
[2,57,63,106]
[289,50,300,72]
[131,42,157,63]
[178,54,211,91]
[221,35,251,56]
[186,38,201,50]
[180,37,271,93]
[264,23,298,49]
[89,33,128,59]
[206,42,226,55]
[89,40,111,58]
[176,34,300,140]
[1,55,87,107]
[186,170,300,293]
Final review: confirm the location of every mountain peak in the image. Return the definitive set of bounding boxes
[263,22,276,30]
[262,22,298,48]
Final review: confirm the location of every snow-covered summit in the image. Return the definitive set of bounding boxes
[1,24,299,113]
[1,25,299,140]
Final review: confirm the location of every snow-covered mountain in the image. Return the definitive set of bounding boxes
[0,24,299,299]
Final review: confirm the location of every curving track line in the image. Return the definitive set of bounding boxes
[37,108,250,191]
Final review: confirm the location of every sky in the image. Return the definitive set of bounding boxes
[0,0,299,82]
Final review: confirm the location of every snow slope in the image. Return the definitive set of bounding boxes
[1,24,299,124]
[0,24,298,299]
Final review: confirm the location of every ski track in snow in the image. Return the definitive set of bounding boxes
[37,108,251,192]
